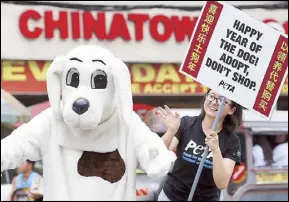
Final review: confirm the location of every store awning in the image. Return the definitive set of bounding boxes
[29,101,50,117]
[14,101,50,127]
[1,89,32,124]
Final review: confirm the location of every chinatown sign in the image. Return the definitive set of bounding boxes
[18,10,288,42]
[1,60,212,95]
[1,2,288,62]
[19,10,198,42]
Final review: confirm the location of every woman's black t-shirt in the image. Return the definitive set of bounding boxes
[163,116,241,201]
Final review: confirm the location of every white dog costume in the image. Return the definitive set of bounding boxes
[1,45,176,201]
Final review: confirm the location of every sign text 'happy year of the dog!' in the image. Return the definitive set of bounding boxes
[179,1,288,119]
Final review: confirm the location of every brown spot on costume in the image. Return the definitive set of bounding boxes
[78,150,125,183]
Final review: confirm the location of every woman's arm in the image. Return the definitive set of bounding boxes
[212,149,236,189]
[169,137,179,151]
[157,105,181,150]
[205,131,240,189]
[162,130,179,149]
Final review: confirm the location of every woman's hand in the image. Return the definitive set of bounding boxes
[205,130,221,153]
[156,105,181,133]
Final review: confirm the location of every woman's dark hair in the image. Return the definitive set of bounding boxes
[199,89,243,133]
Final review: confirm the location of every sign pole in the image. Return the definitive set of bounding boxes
[187,96,227,201]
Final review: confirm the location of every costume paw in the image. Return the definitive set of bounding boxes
[138,144,176,180]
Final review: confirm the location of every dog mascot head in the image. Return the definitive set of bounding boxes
[46,45,133,131]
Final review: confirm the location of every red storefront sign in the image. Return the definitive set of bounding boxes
[1,60,213,95]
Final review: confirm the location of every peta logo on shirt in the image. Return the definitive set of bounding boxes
[233,151,241,158]
[182,140,213,169]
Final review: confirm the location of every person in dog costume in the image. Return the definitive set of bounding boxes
[1,45,176,201]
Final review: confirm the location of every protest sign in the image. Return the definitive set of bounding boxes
[179,1,288,120]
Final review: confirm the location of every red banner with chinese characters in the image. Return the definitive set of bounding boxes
[253,36,288,116]
[181,1,223,77]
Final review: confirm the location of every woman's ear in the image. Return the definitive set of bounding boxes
[46,56,67,119]
[229,107,236,115]
[110,58,133,126]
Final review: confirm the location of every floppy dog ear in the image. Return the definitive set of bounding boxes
[110,59,133,126]
[46,56,66,120]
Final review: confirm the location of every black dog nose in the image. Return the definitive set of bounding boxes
[72,98,90,115]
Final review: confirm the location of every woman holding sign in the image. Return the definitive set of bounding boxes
[156,89,243,201]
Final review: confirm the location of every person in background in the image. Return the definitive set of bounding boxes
[10,160,42,200]
[252,135,273,167]
[29,174,44,201]
[156,89,243,201]
[272,133,288,167]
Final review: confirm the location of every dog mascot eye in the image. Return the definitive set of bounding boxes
[91,70,107,89]
[66,68,80,88]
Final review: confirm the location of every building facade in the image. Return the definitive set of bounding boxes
[1,1,288,112]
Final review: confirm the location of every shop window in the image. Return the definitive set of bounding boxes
[252,133,288,168]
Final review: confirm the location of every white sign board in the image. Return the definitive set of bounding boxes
[179,1,288,120]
